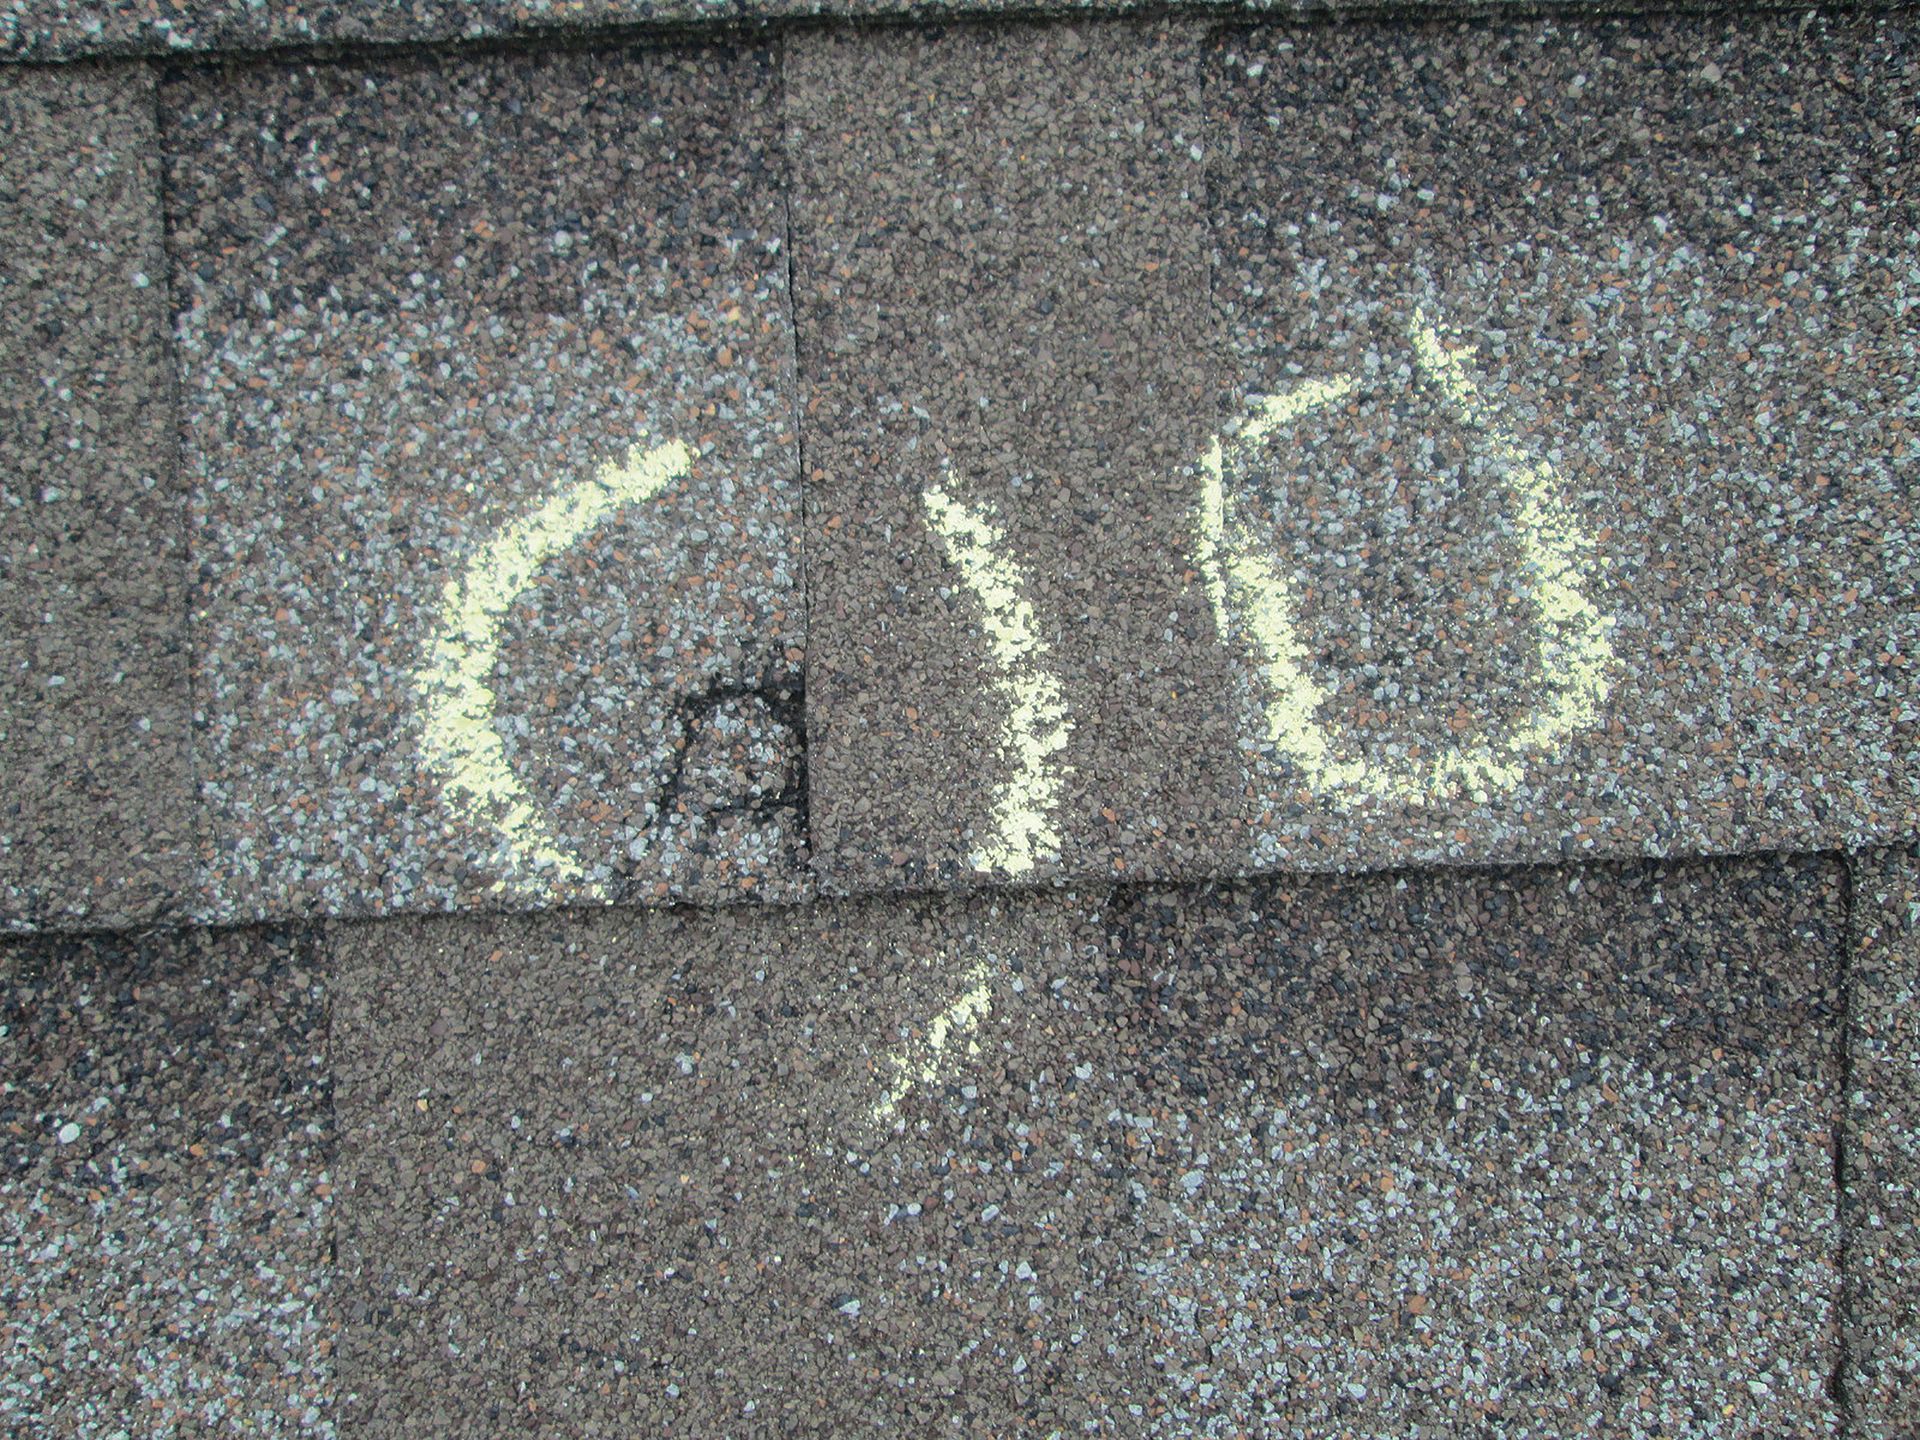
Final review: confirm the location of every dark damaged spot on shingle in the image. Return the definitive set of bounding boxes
[497,657,810,903]
[662,671,807,824]
[1109,859,1842,1117]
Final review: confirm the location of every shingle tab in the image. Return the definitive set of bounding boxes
[0,62,193,931]
[333,890,1134,1435]
[164,44,806,923]
[1206,13,1916,873]
[1110,857,1844,1434]
[790,21,1247,896]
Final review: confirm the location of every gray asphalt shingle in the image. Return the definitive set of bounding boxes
[333,890,1132,1435]
[0,62,193,932]
[1110,857,1843,1435]
[163,43,806,924]
[1208,14,1916,875]
[332,855,1845,1434]
[790,21,1247,897]
[791,11,1915,901]
[0,925,331,1434]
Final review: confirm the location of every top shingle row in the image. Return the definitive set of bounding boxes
[1,10,1913,932]
[0,0,1894,64]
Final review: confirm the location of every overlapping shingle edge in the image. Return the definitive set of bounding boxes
[0,0,1898,66]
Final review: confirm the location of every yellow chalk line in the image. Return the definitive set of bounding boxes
[923,483,1071,876]
[870,957,995,1126]
[416,437,692,895]
[1409,317,1615,762]
[1197,314,1616,803]
[869,483,1064,1127]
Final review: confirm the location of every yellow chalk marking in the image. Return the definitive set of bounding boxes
[870,485,1059,1127]
[416,438,693,894]
[923,483,1071,875]
[1197,313,1615,803]
[871,958,995,1126]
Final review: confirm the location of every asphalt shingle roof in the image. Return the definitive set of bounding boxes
[0,2,1914,1434]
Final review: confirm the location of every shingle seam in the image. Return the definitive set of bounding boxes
[1833,847,1859,1433]
[145,59,218,932]
[775,30,821,876]
[0,841,1861,947]
[139,58,205,934]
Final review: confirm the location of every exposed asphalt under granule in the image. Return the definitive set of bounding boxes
[333,853,1843,1435]
[789,20,1247,897]
[0,925,332,1435]
[163,42,806,925]
[1105,857,1844,1437]
[1208,13,1916,874]
[1842,843,1920,1437]
[0,62,193,932]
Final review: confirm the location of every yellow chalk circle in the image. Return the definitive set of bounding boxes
[416,437,693,895]
[1195,313,1616,804]
[923,482,1072,876]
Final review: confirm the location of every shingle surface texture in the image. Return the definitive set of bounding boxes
[1845,844,1920,1438]
[0,925,332,1434]
[1207,14,1915,874]
[0,62,193,931]
[164,44,806,923]
[0,2,1912,1432]
[331,856,1843,1435]
[4,0,1880,64]
[790,21,1244,895]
